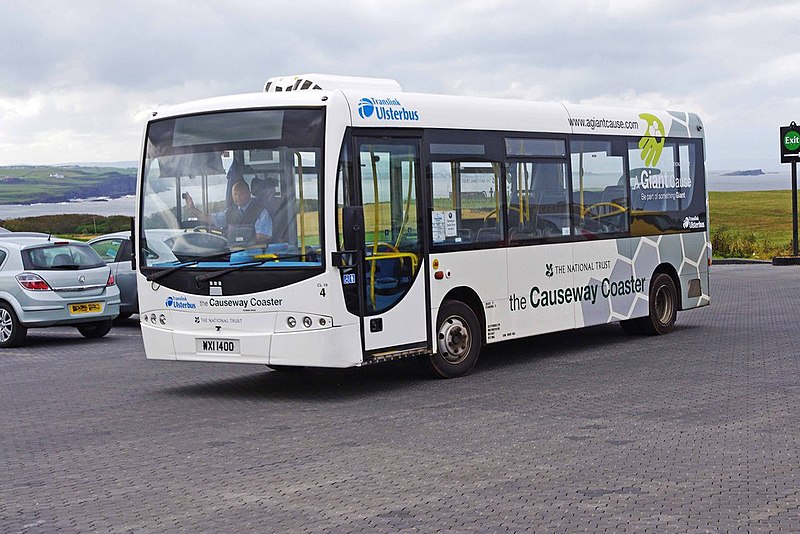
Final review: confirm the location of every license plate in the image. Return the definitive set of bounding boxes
[69,302,103,314]
[196,338,240,354]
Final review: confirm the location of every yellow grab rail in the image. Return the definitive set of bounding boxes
[369,147,380,306]
[394,156,414,250]
[365,252,419,276]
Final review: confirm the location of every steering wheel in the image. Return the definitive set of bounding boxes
[171,231,229,262]
[582,202,627,220]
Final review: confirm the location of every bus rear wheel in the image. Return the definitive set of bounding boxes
[621,272,677,336]
[423,300,482,379]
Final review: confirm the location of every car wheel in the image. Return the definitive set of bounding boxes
[423,299,482,379]
[0,302,27,348]
[77,320,113,339]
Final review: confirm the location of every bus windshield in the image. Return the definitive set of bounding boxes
[140,108,324,269]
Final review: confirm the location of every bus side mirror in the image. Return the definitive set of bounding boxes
[342,206,364,251]
[129,217,136,271]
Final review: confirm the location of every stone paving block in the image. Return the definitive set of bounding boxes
[1,266,800,530]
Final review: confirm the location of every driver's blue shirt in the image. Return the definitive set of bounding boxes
[211,200,272,238]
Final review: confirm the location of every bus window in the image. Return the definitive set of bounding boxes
[358,140,422,314]
[628,140,706,235]
[336,139,353,251]
[506,162,570,241]
[430,161,502,245]
[141,108,325,269]
[570,139,629,237]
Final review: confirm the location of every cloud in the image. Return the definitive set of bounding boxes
[0,0,798,167]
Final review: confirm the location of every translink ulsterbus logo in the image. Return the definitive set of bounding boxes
[683,215,705,230]
[165,296,196,309]
[357,97,420,121]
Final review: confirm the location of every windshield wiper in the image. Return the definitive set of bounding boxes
[194,261,264,282]
[145,250,232,282]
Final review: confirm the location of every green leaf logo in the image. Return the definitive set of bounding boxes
[638,113,665,167]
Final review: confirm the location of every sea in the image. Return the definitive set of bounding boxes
[0,171,793,219]
[0,196,136,219]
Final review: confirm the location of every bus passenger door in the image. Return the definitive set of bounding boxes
[352,138,428,356]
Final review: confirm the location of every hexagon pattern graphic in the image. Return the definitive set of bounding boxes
[577,233,709,325]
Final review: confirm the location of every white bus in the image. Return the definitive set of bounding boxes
[136,74,710,378]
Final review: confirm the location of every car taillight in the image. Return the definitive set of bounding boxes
[16,273,51,291]
[107,272,115,286]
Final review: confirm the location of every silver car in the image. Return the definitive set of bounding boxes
[0,234,120,347]
[88,232,138,321]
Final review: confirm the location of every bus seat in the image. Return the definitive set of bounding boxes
[509,226,539,241]
[601,185,626,205]
[476,227,502,242]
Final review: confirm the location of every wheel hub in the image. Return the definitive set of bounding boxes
[0,309,13,343]
[654,286,674,325]
[437,316,471,364]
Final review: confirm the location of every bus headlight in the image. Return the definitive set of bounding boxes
[287,317,297,328]
[303,316,313,328]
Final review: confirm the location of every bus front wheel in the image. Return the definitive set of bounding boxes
[424,300,482,379]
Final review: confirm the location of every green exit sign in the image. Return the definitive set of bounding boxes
[781,122,800,163]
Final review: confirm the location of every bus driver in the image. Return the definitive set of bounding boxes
[183,181,273,245]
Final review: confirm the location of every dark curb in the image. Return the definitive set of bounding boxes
[713,258,771,265]
[772,256,800,266]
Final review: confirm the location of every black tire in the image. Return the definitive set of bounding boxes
[0,302,27,348]
[423,300,482,379]
[640,272,678,335]
[77,320,113,339]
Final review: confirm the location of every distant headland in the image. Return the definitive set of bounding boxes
[0,165,136,205]
[721,169,766,176]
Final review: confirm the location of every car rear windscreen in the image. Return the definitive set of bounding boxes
[22,244,105,270]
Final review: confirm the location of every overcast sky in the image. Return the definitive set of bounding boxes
[0,1,797,170]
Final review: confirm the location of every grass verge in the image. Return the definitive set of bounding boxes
[709,190,795,259]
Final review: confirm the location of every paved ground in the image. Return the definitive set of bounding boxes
[1,264,799,532]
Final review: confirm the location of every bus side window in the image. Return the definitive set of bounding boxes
[570,139,629,238]
[627,140,705,235]
[506,162,570,241]
[430,160,503,246]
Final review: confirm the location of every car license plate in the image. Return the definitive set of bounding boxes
[196,338,240,354]
[69,302,103,314]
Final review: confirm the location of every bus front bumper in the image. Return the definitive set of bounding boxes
[141,315,363,368]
